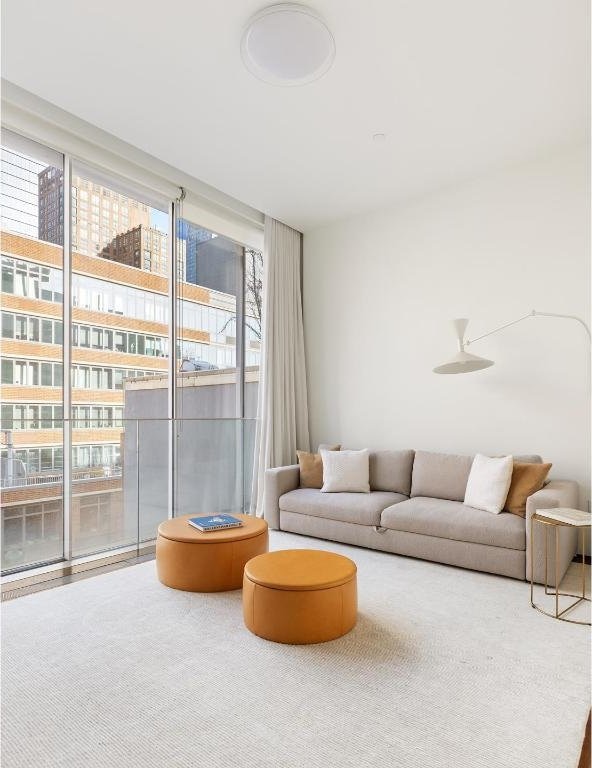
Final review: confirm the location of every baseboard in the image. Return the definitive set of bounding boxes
[1,544,156,600]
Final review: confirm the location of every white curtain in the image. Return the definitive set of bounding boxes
[252,216,310,515]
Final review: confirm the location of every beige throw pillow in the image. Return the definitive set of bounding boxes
[297,444,340,489]
[320,448,370,493]
[504,462,552,517]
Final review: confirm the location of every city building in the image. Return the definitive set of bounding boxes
[39,169,150,253]
[177,218,213,285]
[38,165,64,244]
[1,152,261,570]
[1,145,45,239]
[101,223,186,281]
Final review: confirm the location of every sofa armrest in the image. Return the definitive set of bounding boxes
[526,480,579,586]
[264,465,300,530]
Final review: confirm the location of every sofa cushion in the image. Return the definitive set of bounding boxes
[505,462,552,517]
[280,488,407,526]
[411,451,473,502]
[464,453,514,514]
[369,450,415,495]
[297,444,340,489]
[380,496,525,550]
[321,448,370,493]
[514,455,543,464]
[409,451,543,502]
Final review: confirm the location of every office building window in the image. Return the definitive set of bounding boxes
[2,311,14,338]
[2,358,63,387]
[1,256,63,303]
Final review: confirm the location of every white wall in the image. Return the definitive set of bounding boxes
[303,146,590,506]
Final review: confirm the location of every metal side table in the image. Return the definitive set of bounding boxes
[530,508,591,626]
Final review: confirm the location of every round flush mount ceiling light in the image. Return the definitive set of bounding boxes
[241,4,336,86]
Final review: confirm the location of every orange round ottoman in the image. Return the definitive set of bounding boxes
[156,513,268,592]
[243,549,357,644]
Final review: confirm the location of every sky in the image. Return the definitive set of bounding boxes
[150,208,168,233]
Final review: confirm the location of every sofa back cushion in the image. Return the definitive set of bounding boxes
[410,451,543,502]
[411,450,474,502]
[513,454,542,464]
[369,450,415,496]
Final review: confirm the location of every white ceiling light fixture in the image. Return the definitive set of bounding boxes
[241,3,336,86]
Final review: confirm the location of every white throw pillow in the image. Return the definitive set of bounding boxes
[320,448,370,493]
[464,453,514,514]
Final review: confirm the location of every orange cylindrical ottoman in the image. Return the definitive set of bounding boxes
[156,513,268,592]
[243,549,357,644]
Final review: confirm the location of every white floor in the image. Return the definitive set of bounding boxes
[2,532,590,768]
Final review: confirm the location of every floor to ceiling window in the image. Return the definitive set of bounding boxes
[1,131,65,571]
[174,218,242,516]
[69,162,172,558]
[243,246,263,510]
[0,128,263,576]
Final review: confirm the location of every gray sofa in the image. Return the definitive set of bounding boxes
[264,449,579,586]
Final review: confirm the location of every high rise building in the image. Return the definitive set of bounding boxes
[40,173,188,281]
[101,224,186,281]
[177,219,213,284]
[38,166,64,244]
[1,147,45,238]
[38,171,150,254]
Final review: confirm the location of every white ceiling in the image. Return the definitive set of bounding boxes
[1,0,588,232]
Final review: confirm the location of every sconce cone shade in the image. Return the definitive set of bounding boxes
[433,350,494,374]
[433,317,494,374]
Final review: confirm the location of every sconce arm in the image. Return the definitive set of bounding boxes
[465,309,591,347]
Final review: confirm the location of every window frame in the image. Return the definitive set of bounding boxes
[1,125,264,577]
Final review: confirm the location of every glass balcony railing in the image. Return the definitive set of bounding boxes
[0,418,257,574]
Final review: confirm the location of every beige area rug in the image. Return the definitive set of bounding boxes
[1,532,590,768]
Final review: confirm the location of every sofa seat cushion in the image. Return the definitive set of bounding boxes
[279,488,407,526]
[380,497,525,551]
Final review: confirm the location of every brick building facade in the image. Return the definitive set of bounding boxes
[0,230,242,570]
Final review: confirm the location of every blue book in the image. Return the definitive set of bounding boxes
[187,514,243,532]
